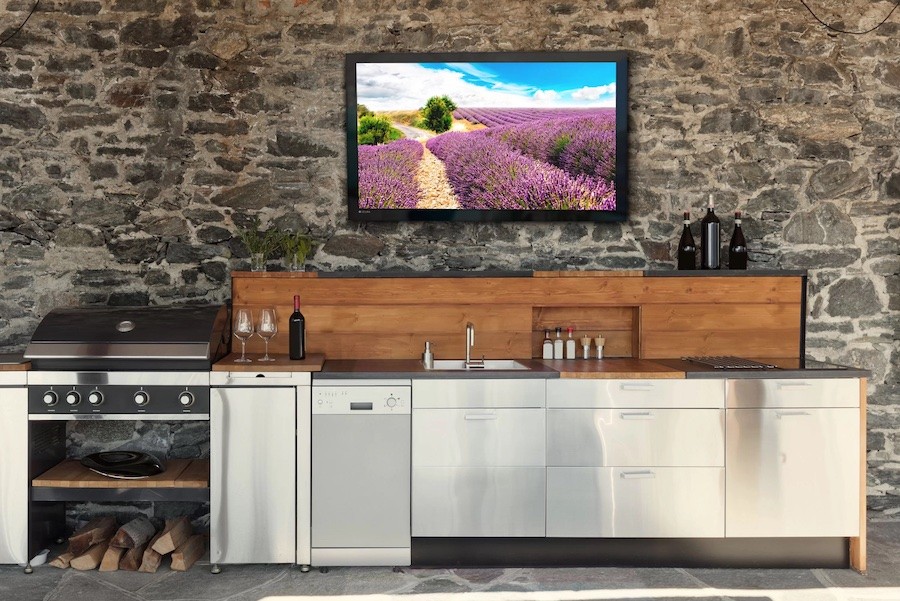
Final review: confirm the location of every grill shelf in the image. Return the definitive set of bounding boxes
[682,356,779,370]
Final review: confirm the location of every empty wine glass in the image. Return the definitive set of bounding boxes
[233,308,254,363]
[257,307,278,362]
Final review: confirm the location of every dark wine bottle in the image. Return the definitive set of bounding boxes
[676,210,697,270]
[700,194,721,270]
[728,210,748,269]
[289,294,306,360]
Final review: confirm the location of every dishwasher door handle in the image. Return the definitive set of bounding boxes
[464,413,498,421]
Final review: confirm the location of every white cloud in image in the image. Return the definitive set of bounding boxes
[356,63,616,110]
[571,83,616,101]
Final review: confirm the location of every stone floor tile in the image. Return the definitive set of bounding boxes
[43,571,139,601]
[406,576,472,594]
[682,567,827,590]
[521,566,702,591]
[0,564,63,601]
[138,564,289,600]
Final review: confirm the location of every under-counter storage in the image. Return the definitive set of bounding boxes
[547,378,724,409]
[412,379,546,537]
[547,467,724,537]
[0,379,28,565]
[725,378,860,538]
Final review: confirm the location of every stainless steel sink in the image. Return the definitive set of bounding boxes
[429,359,530,371]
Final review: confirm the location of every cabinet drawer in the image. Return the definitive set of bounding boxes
[413,379,545,408]
[547,467,724,538]
[547,379,724,409]
[412,467,545,537]
[726,407,860,537]
[547,408,724,467]
[726,378,860,408]
[413,408,545,467]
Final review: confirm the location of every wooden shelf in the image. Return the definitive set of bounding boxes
[34,459,208,489]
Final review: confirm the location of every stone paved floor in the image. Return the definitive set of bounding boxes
[1,522,898,601]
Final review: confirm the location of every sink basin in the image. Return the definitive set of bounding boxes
[429,359,530,371]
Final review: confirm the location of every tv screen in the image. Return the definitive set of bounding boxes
[345,51,628,223]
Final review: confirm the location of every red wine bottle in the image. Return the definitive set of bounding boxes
[289,294,306,360]
[728,210,748,269]
[676,210,697,270]
[700,194,721,270]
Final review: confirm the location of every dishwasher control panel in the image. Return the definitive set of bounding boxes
[312,386,411,415]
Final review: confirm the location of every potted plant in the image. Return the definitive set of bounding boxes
[279,230,316,272]
[236,217,280,272]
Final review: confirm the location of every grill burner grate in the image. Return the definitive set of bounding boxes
[682,356,779,370]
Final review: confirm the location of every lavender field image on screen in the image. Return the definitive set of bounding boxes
[354,60,619,212]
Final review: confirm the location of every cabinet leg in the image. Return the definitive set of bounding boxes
[299,565,310,573]
[211,564,221,574]
[24,563,33,574]
[392,566,402,573]
[319,566,329,573]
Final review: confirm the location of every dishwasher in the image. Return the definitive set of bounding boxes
[311,379,411,568]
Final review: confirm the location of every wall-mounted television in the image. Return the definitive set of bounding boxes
[345,51,628,223]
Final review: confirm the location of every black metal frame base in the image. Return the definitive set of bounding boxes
[412,537,850,569]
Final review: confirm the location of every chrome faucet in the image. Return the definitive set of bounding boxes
[465,322,484,368]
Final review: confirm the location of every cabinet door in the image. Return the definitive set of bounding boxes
[547,408,724,467]
[412,467,545,536]
[413,408,545,467]
[726,408,859,537]
[547,467,724,538]
[211,387,296,564]
[547,379,724,409]
[412,379,545,408]
[0,388,28,565]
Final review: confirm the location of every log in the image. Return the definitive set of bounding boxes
[151,517,191,555]
[138,532,165,573]
[68,516,117,556]
[119,542,147,572]
[70,542,109,571]
[49,552,74,569]
[99,545,126,572]
[111,517,156,549]
[170,535,205,571]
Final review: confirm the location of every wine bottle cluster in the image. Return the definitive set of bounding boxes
[677,196,748,270]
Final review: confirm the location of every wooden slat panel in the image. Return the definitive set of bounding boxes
[532,306,635,331]
[175,460,210,488]
[641,303,801,332]
[640,329,801,359]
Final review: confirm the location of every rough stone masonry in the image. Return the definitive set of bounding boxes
[0,0,897,515]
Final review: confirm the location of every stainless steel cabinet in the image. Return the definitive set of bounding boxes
[0,378,28,565]
[725,378,860,537]
[412,379,547,537]
[547,467,724,537]
[211,373,308,565]
[548,379,725,409]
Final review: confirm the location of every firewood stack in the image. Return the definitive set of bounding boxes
[49,516,204,572]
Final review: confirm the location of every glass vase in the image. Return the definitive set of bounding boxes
[284,255,306,272]
[250,253,267,272]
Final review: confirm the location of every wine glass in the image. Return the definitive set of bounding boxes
[257,307,278,362]
[233,308,254,363]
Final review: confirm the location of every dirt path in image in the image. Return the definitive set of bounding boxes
[415,144,459,209]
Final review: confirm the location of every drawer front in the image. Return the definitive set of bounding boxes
[726,378,860,408]
[547,379,724,409]
[413,408,545,467]
[412,467,545,537]
[413,379,545,409]
[547,467,724,538]
[547,408,724,467]
[726,407,860,537]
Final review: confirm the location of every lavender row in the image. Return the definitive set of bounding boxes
[481,114,617,181]
[426,131,615,211]
[454,107,614,128]
[357,139,424,209]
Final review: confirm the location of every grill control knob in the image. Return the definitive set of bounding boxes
[65,391,81,406]
[386,396,397,408]
[178,391,195,407]
[133,391,150,407]
[42,391,58,406]
[88,391,104,406]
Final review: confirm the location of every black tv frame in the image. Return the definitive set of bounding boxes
[345,50,629,223]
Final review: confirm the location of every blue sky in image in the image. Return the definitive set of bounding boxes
[356,61,618,110]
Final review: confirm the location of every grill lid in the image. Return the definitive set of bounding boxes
[25,305,229,369]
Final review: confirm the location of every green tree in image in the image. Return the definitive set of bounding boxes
[420,95,457,133]
[358,115,403,145]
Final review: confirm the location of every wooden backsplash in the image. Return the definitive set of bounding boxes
[231,271,804,360]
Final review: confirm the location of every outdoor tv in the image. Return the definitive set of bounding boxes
[345,51,628,223]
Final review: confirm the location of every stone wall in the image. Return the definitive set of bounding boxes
[0,0,897,515]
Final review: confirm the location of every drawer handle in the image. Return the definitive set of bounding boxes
[619,383,654,392]
[464,413,498,421]
[776,411,811,418]
[619,411,654,420]
[776,382,813,389]
[620,470,655,479]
